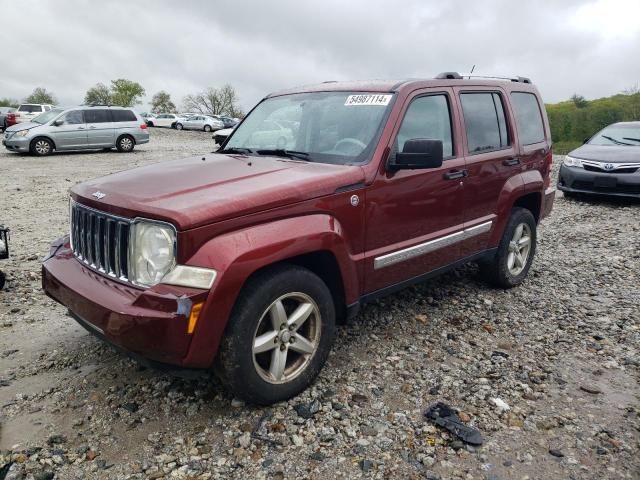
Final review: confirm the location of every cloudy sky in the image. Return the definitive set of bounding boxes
[2,0,639,112]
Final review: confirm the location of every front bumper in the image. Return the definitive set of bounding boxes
[42,238,208,367]
[3,135,30,152]
[558,164,640,198]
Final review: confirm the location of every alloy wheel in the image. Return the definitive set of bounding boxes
[252,292,321,384]
[120,137,133,151]
[507,223,532,276]
[35,140,51,155]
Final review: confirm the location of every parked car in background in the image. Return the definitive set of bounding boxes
[213,115,239,129]
[151,113,185,128]
[3,106,149,156]
[558,121,640,198]
[42,73,555,404]
[142,113,158,126]
[0,107,16,131]
[14,104,54,124]
[176,115,224,132]
[213,127,234,145]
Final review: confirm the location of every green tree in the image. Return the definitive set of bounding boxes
[571,94,587,109]
[151,91,176,113]
[25,87,57,105]
[182,84,243,117]
[110,79,145,107]
[0,98,19,108]
[84,83,112,106]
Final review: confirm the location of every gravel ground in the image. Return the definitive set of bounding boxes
[0,128,638,480]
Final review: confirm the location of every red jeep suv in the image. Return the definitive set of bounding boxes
[43,73,555,404]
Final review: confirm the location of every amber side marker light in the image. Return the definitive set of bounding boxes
[188,302,204,334]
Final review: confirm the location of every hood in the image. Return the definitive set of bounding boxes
[71,154,365,230]
[5,122,41,132]
[569,144,640,163]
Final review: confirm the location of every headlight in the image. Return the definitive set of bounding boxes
[129,220,176,286]
[16,130,30,137]
[563,155,583,168]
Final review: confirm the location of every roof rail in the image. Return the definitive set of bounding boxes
[435,72,532,84]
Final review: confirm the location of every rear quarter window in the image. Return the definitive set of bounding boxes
[111,110,137,122]
[510,92,545,145]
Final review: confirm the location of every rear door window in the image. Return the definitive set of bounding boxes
[396,94,454,157]
[111,110,137,122]
[460,92,510,154]
[510,92,545,145]
[84,109,112,123]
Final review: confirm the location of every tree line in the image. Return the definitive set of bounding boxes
[0,80,245,118]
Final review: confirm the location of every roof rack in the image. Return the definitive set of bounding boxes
[435,72,532,84]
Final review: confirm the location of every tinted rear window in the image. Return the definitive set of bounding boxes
[510,92,545,145]
[111,110,137,122]
[84,109,112,123]
[460,93,510,153]
[18,105,42,113]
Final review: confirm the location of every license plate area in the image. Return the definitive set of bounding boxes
[593,176,617,188]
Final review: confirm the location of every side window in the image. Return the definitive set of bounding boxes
[61,110,84,125]
[460,92,510,154]
[396,94,453,157]
[511,92,545,145]
[85,109,112,123]
[111,110,137,122]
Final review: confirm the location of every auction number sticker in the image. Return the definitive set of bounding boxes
[344,94,392,106]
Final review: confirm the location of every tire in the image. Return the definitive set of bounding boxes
[216,265,336,405]
[147,121,154,127]
[479,207,537,289]
[176,123,183,130]
[30,137,53,156]
[116,135,135,153]
[204,124,212,132]
[0,270,5,290]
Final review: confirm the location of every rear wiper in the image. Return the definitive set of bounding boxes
[220,147,254,154]
[601,135,632,146]
[256,149,311,161]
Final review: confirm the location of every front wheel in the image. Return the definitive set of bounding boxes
[204,124,212,132]
[176,123,183,130]
[216,265,336,405]
[479,207,537,288]
[30,137,53,156]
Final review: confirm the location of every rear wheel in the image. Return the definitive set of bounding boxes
[176,123,183,130]
[0,270,5,290]
[116,135,135,152]
[30,137,53,156]
[204,124,212,132]
[146,121,154,127]
[479,207,537,288]
[216,265,336,405]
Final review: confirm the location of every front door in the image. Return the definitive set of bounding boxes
[49,110,87,150]
[364,89,466,294]
[84,109,115,147]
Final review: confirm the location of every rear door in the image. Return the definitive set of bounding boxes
[49,110,87,149]
[85,109,115,147]
[453,88,520,257]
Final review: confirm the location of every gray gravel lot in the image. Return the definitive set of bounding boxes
[0,128,638,479]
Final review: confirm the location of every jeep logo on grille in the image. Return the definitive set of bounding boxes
[603,163,615,171]
[92,191,106,199]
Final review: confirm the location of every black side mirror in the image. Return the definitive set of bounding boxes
[53,119,63,126]
[388,139,443,171]
[583,137,590,144]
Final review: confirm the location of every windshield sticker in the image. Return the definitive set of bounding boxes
[344,94,392,106]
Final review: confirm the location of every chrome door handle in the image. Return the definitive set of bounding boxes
[503,157,520,166]
[89,126,97,129]
[77,127,84,130]
[443,169,468,180]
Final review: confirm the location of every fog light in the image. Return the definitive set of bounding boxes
[188,301,204,334]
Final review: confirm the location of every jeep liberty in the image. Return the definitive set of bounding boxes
[42,73,556,404]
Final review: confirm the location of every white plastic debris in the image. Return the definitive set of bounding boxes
[490,397,511,412]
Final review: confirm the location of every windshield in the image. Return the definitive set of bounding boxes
[32,108,64,124]
[223,91,395,164]
[588,124,640,146]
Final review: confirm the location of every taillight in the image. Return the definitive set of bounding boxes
[6,113,16,126]
[140,123,147,129]
[543,147,553,188]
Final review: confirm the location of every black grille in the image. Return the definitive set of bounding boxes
[70,202,130,280]
[583,165,638,174]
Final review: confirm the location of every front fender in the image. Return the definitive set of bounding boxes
[181,214,358,368]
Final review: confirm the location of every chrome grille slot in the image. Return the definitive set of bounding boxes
[70,201,130,280]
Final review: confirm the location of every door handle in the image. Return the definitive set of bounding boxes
[77,127,84,130]
[443,169,468,180]
[503,157,520,166]
[89,126,97,129]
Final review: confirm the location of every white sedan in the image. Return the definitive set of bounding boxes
[149,113,185,128]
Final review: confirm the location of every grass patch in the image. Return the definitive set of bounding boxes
[552,141,582,155]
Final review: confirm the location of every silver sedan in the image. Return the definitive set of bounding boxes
[175,115,224,132]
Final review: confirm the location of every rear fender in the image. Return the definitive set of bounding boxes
[489,174,525,246]
[182,214,358,368]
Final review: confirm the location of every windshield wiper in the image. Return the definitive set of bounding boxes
[256,149,311,161]
[220,147,254,154]
[622,137,640,143]
[601,135,633,146]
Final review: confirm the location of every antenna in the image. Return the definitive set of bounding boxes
[470,65,476,74]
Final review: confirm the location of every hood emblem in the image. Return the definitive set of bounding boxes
[603,163,615,171]
[92,191,106,199]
